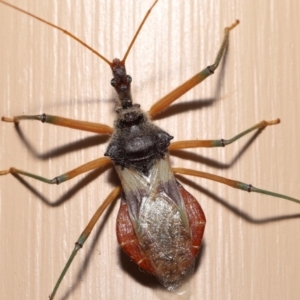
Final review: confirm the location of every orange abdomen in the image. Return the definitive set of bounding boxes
[116,182,206,276]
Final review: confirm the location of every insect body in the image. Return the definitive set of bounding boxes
[107,63,202,288]
[1,1,300,299]
[104,58,206,289]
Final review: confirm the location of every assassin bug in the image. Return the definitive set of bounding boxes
[0,0,300,300]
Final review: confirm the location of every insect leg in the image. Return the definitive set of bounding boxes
[0,157,112,184]
[173,168,300,205]
[169,119,279,150]
[2,114,114,135]
[49,186,122,300]
[148,20,239,118]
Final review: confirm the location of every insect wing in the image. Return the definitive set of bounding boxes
[115,154,205,290]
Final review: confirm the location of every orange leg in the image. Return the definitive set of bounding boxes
[0,157,112,184]
[49,186,122,300]
[169,119,279,151]
[148,20,239,119]
[173,167,300,205]
[2,114,114,135]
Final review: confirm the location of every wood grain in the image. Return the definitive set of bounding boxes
[1,1,300,299]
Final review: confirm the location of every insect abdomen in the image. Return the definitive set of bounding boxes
[116,182,206,289]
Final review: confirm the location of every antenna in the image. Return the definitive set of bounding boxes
[0,0,112,66]
[122,0,158,63]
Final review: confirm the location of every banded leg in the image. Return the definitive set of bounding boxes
[173,168,300,205]
[169,119,280,151]
[0,157,112,184]
[2,114,114,135]
[49,186,122,300]
[148,20,239,118]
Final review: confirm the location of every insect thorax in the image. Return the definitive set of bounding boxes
[105,104,173,174]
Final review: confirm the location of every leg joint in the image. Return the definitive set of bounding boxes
[51,177,60,185]
[75,242,83,248]
[247,184,253,193]
[41,113,47,123]
[207,65,215,74]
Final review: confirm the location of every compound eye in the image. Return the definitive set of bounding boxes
[126,75,132,83]
[110,78,116,87]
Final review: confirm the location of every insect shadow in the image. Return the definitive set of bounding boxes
[171,128,264,170]
[176,175,300,224]
[14,122,110,160]
[154,46,229,121]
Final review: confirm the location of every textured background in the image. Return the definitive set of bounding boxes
[1,0,300,299]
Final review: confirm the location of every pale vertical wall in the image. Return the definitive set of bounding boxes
[0,1,300,299]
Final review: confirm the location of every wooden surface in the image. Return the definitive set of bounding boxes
[1,1,300,299]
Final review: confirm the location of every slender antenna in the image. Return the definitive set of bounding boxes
[122,0,159,63]
[0,0,112,66]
